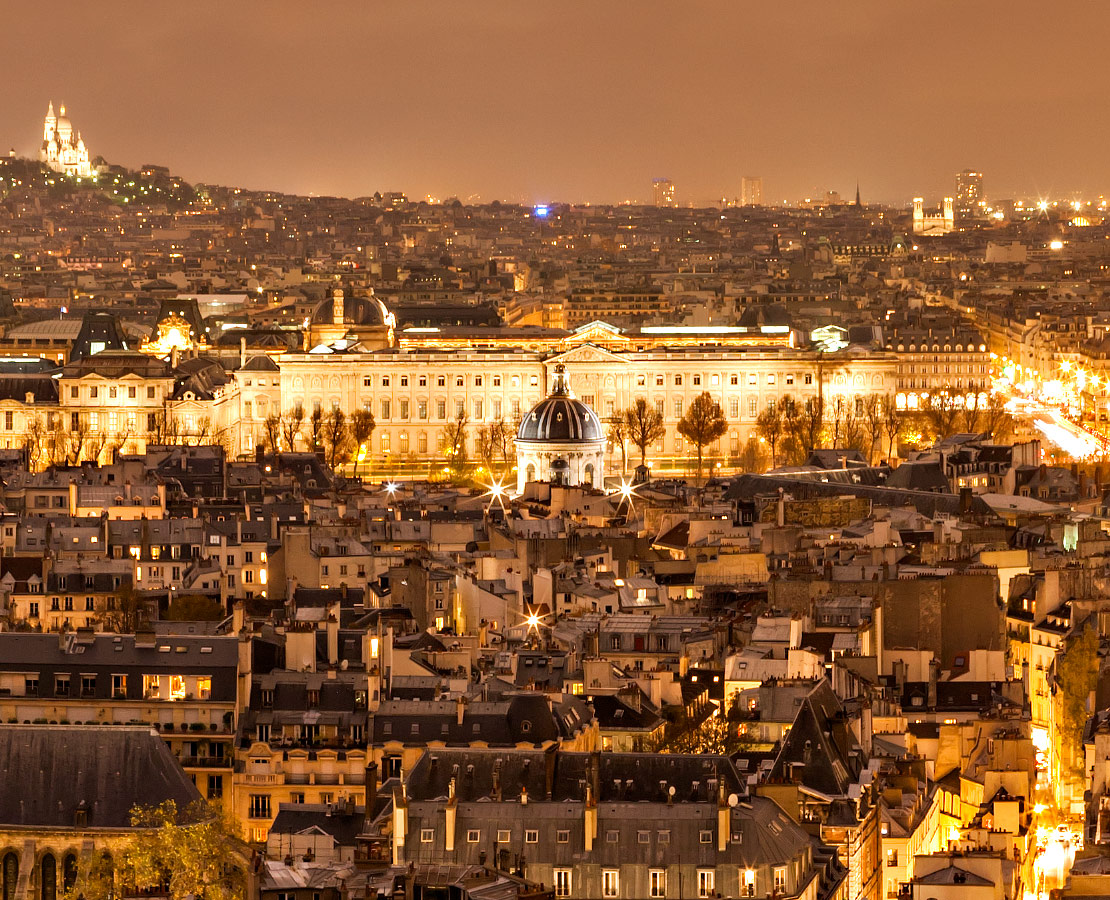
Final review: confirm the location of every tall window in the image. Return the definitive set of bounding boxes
[741,869,755,897]
[649,870,666,899]
[697,870,714,898]
[554,870,571,899]
[773,867,787,894]
[248,794,271,819]
[2,853,18,900]
[602,870,619,899]
[40,854,57,900]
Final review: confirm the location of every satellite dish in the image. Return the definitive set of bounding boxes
[668,785,676,796]
[728,793,739,808]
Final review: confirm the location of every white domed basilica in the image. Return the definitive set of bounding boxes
[515,365,606,494]
[40,102,93,178]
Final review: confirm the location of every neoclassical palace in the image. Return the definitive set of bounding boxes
[0,291,990,476]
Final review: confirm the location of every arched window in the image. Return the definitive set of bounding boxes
[40,855,56,900]
[62,855,77,894]
[3,853,19,900]
[584,463,595,487]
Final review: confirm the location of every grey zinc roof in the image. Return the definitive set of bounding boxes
[0,725,200,828]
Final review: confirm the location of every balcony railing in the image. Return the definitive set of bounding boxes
[179,755,230,768]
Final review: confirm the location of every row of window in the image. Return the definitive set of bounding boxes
[544,866,785,899]
[21,673,212,700]
[68,384,158,400]
[362,372,816,390]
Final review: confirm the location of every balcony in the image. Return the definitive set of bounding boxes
[243,773,281,785]
[179,755,230,769]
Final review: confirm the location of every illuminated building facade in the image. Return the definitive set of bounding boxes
[740,175,763,207]
[652,177,677,208]
[955,169,984,220]
[912,197,955,235]
[39,101,93,179]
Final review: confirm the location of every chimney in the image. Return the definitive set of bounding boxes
[364,761,378,814]
[326,615,339,667]
[445,778,458,852]
[583,780,597,852]
[456,695,466,726]
[391,785,408,865]
[717,780,730,852]
[544,744,557,800]
[240,337,247,369]
[492,759,502,802]
[959,487,973,514]
[928,658,939,708]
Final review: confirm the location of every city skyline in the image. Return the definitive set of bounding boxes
[2,1,1107,204]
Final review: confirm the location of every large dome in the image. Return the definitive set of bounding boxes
[517,366,604,443]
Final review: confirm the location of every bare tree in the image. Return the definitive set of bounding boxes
[476,417,512,478]
[624,398,666,467]
[48,415,68,467]
[322,408,352,469]
[309,406,325,453]
[882,394,903,461]
[438,411,470,482]
[860,394,884,464]
[86,431,110,465]
[282,404,305,451]
[737,437,769,474]
[923,389,961,440]
[23,414,49,472]
[66,416,93,464]
[755,403,784,468]
[262,413,282,453]
[982,391,1013,442]
[95,583,148,633]
[605,415,629,475]
[791,396,825,458]
[677,392,728,485]
[349,408,376,476]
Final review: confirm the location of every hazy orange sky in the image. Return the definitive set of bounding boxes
[3,1,1106,204]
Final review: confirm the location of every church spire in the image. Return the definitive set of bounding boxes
[854,182,861,207]
[46,100,55,118]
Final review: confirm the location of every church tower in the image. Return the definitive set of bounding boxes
[43,101,57,142]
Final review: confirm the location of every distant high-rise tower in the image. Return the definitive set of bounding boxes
[740,175,763,207]
[40,101,93,178]
[652,178,677,208]
[955,169,984,220]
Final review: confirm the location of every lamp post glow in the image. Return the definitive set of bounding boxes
[482,475,508,512]
[611,477,639,512]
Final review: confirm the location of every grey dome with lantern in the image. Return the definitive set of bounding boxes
[516,365,604,443]
[514,365,607,494]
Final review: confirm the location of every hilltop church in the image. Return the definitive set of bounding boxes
[40,101,93,178]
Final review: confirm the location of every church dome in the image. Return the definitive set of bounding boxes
[310,291,386,327]
[517,366,603,443]
[56,109,73,140]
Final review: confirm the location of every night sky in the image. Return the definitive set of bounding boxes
[2,1,1106,204]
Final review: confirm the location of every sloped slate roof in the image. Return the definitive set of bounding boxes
[0,725,200,828]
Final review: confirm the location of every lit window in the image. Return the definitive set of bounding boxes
[602,870,619,899]
[170,675,186,701]
[650,870,666,899]
[698,870,714,898]
[554,870,571,899]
